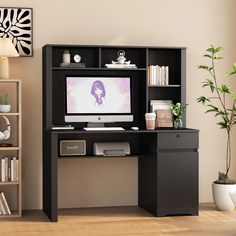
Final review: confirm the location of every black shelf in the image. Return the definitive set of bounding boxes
[58,155,138,159]
[52,67,147,71]
[148,85,181,88]
[44,44,186,129]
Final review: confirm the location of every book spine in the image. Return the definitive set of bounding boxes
[150,65,153,85]
[0,193,6,215]
[5,157,8,182]
[8,158,11,181]
[16,159,19,182]
[1,159,5,182]
[13,157,17,182]
[11,159,14,181]
[165,66,169,85]
[1,192,11,215]
[156,65,160,85]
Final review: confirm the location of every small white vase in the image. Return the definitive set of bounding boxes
[0,105,11,113]
[212,183,236,211]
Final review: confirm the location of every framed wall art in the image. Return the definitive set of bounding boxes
[0,7,33,56]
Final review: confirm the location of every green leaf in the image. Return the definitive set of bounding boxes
[215,110,226,117]
[207,46,223,53]
[206,47,215,53]
[206,46,223,54]
[226,63,236,76]
[204,54,213,59]
[217,121,228,129]
[196,96,210,104]
[205,104,219,114]
[213,55,223,60]
[198,65,210,70]
[219,84,230,93]
[202,79,215,92]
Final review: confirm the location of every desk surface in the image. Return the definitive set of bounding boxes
[49,128,198,134]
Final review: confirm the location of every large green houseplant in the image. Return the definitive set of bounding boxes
[197,45,236,210]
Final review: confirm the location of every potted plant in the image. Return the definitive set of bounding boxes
[170,102,188,129]
[197,45,236,210]
[0,94,11,113]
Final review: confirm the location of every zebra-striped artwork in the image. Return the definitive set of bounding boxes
[0,7,32,56]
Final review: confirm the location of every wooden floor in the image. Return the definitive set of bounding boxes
[0,204,236,236]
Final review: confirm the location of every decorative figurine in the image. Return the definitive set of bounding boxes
[112,50,131,65]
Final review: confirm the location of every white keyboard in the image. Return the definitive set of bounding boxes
[83,127,124,131]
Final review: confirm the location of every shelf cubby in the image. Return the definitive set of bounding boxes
[101,47,147,68]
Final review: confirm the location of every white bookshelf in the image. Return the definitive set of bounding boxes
[0,80,22,218]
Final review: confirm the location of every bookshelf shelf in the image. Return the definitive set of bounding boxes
[0,147,20,151]
[0,181,19,185]
[0,211,20,218]
[0,79,20,83]
[0,80,22,219]
[0,113,20,116]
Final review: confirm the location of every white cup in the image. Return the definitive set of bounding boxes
[145,112,156,130]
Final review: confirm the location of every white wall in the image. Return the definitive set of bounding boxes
[1,0,236,209]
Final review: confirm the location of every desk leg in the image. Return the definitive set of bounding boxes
[43,132,58,222]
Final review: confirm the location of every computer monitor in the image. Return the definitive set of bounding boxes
[65,76,133,124]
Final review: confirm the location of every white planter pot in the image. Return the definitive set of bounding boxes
[212,183,236,211]
[0,105,11,113]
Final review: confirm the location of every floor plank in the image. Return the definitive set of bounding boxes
[0,204,235,236]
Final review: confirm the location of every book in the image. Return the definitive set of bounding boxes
[1,158,5,182]
[0,197,6,215]
[148,65,169,86]
[5,157,8,182]
[10,157,17,182]
[150,100,172,112]
[105,64,137,68]
[60,62,86,68]
[52,126,75,130]
[1,192,11,215]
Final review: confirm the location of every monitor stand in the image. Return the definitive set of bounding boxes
[84,123,124,131]
[87,122,105,128]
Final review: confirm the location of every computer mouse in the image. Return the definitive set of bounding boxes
[131,127,139,130]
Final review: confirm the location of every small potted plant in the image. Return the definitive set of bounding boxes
[0,94,11,113]
[197,45,236,211]
[170,102,188,129]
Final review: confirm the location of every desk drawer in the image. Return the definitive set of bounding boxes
[157,132,198,149]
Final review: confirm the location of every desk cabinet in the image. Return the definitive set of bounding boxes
[156,132,198,216]
[138,130,198,217]
[157,152,198,216]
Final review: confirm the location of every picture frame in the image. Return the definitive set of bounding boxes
[0,7,33,56]
[150,100,173,128]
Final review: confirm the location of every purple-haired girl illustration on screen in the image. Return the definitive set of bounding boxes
[91,80,106,106]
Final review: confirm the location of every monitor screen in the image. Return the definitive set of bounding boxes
[65,76,133,123]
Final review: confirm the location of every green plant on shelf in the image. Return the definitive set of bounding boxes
[170,102,188,118]
[0,94,9,105]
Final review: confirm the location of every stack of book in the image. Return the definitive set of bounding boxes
[148,65,169,86]
[1,156,19,182]
[105,64,137,69]
[0,192,11,215]
[60,63,86,68]
[150,100,173,127]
